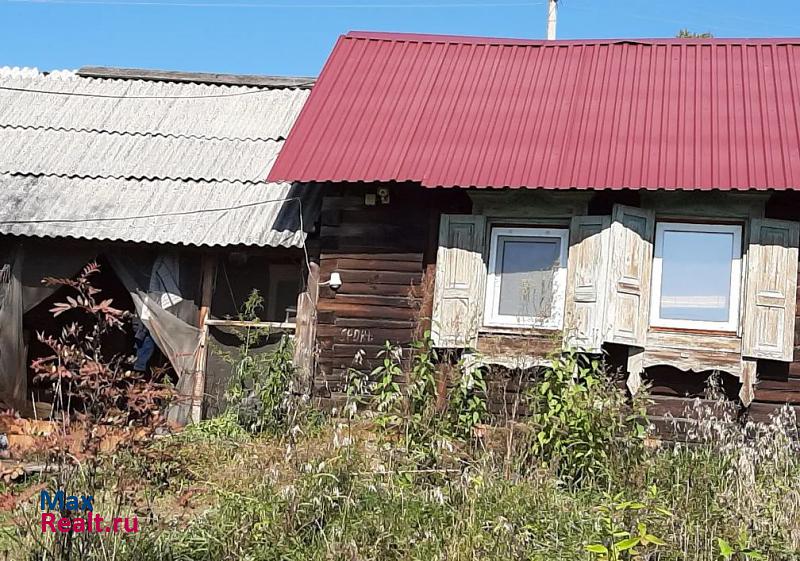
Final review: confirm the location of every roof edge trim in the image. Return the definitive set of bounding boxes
[77,66,316,89]
[345,30,800,47]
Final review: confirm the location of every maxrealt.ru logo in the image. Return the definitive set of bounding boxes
[40,490,139,534]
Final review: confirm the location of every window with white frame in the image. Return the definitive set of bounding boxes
[650,222,742,331]
[483,226,568,329]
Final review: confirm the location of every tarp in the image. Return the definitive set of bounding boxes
[0,241,202,423]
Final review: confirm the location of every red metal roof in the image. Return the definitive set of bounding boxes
[269,32,800,191]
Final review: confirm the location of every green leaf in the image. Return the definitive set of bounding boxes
[612,531,629,539]
[644,534,666,546]
[614,537,640,551]
[717,538,733,558]
[585,544,609,554]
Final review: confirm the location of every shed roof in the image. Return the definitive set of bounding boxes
[0,66,317,247]
[269,32,800,191]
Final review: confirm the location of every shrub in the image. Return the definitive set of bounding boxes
[522,346,647,484]
[218,289,306,436]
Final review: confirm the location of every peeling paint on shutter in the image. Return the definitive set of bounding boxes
[604,205,655,347]
[564,215,611,352]
[431,215,487,348]
[742,218,800,362]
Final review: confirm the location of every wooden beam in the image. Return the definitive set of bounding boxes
[76,66,315,89]
[740,358,757,406]
[204,319,295,330]
[626,347,645,395]
[191,255,216,424]
[294,262,320,396]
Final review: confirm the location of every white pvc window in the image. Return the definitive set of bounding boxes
[650,222,742,331]
[484,227,568,329]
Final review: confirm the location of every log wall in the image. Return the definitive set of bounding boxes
[311,187,800,424]
[312,184,468,408]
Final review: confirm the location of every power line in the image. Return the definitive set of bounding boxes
[0,83,314,99]
[0,195,301,224]
[5,0,543,8]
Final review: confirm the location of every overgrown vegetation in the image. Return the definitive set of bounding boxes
[3,283,800,559]
[209,289,320,438]
[522,347,647,484]
[1,263,174,560]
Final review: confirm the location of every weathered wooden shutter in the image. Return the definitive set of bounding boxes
[741,218,800,361]
[564,215,611,352]
[431,215,487,348]
[604,204,655,347]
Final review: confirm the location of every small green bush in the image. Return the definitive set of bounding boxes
[523,346,647,484]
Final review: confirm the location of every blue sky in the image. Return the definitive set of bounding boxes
[1,0,800,77]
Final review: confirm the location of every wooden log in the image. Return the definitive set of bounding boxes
[326,294,419,308]
[317,325,415,345]
[333,317,416,329]
[317,355,406,371]
[334,258,422,272]
[331,344,397,359]
[646,395,732,418]
[321,252,424,262]
[191,255,216,424]
[747,402,800,423]
[322,270,422,286]
[752,388,800,403]
[319,282,419,298]
[317,301,418,320]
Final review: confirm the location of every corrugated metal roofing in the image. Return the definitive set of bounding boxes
[0,67,315,247]
[269,32,800,191]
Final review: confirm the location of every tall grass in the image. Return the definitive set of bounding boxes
[3,343,800,560]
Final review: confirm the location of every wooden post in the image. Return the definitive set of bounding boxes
[294,262,319,396]
[740,358,757,406]
[191,254,215,423]
[626,347,645,396]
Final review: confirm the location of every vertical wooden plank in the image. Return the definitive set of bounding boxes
[626,346,645,396]
[294,262,320,396]
[604,204,655,347]
[564,215,611,351]
[191,254,215,423]
[742,218,800,361]
[417,206,441,339]
[740,357,757,406]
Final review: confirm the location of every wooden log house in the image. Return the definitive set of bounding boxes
[270,33,800,423]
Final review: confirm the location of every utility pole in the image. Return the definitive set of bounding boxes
[546,0,558,40]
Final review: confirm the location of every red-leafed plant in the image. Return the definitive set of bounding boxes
[31,261,174,456]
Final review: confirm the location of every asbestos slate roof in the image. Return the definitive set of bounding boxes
[0,66,316,247]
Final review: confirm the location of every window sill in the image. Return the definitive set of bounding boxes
[479,325,560,338]
[646,328,741,352]
[648,326,739,338]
